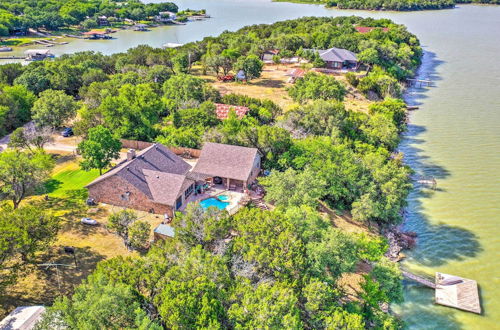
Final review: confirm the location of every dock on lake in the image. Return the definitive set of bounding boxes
[407,78,433,87]
[402,270,481,314]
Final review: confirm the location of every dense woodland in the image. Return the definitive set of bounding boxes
[0,16,422,328]
[0,0,178,35]
[280,0,498,10]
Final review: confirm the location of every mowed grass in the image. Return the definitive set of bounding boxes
[45,159,100,198]
[0,154,167,319]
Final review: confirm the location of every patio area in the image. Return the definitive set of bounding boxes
[179,185,247,215]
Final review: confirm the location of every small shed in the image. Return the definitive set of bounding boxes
[0,306,46,330]
[154,224,175,240]
[235,70,246,81]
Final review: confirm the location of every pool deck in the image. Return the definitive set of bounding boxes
[179,186,246,215]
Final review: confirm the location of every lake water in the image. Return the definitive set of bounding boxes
[7,1,500,328]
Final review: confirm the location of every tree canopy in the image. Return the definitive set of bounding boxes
[38,204,403,329]
[78,125,121,175]
[0,149,54,208]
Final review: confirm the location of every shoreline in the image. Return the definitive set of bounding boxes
[0,15,210,60]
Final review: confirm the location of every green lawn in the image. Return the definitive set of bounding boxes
[45,161,100,198]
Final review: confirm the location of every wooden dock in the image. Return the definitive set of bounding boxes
[402,270,436,289]
[435,273,481,314]
[407,78,433,87]
[402,270,481,314]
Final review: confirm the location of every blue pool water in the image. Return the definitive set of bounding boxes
[199,197,230,210]
[218,195,229,201]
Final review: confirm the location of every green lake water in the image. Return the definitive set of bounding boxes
[5,1,500,328]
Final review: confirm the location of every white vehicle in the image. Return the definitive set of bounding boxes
[81,217,98,226]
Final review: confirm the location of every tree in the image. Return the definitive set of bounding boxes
[283,100,348,137]
[0,205,59,290]
[238,125,292,169]
[107,210,138,248]
[8,125,54,151]
[96,83,165,140]
[0,150,55,208]
[31,89,78,128]
[155,246,231,329]
[36,273,159,330]
[370,258,403,303]
[81,18,98,29]
[361,113,399,150]
[260,167,327,208]
[288,72,346,103]
[128,221,151,251]
[0,63,24,85]
[233,55,263,81]
[228,280,302,328]
[232,208,306,280]
[163,74,207,105]
[0,84,36,134]
[14,66,51,95]
[172,203,231,251]
[78,125,121,175]
[272,55,282,68]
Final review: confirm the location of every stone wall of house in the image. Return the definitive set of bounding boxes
[87,175,173,217]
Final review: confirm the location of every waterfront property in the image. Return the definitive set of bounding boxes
[313,47,359,71]
[86,142,260,217]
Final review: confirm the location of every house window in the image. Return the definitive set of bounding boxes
[175,196,182,210]
[184,184,194,198]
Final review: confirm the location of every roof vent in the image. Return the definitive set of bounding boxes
[127,149,136,161]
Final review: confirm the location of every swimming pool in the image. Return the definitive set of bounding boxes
[199,197,230,210]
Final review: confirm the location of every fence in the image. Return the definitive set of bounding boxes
[120,139,202,158]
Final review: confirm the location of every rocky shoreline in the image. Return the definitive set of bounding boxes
[384,227,417,262]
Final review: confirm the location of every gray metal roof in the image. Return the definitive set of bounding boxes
[317,47,357,63]
[154,224,175,237]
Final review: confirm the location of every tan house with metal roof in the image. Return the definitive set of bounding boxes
[85,142,260,216]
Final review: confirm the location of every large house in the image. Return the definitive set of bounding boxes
[315,47,359,71]
[86,143,260,216]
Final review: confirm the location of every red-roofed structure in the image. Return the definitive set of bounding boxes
[215,103,250,120]
[355,26,389,34]
[286,68,306,78]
